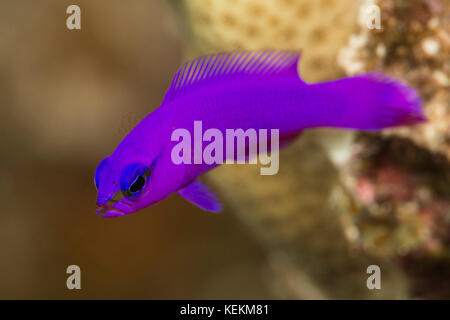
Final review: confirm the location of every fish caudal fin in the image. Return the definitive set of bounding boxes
[308,73,426,130]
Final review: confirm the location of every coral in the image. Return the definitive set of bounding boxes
[335,0,450,297]
[182,0,359,82]
[334,134,449,258]
[338,0,450,161]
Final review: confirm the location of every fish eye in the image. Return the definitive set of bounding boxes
[120,163,150,199]
[128,175,146,194]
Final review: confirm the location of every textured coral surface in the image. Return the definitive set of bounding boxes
[184,0,358,81]
[339,0,450,160]
[336,0,450,298]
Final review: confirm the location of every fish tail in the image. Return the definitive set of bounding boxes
[307,72,426,130]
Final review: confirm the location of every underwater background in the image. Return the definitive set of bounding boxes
[0,0,448,299]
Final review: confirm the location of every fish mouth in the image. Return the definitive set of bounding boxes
[96,194,130,218]
[95,207,126,218]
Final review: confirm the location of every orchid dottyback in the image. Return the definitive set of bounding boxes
[94,50,425,217]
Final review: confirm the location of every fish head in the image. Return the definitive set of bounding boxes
[94,151,178,218]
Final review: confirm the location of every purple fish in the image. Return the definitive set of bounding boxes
[94,50,425,217]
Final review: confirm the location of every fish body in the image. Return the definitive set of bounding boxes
[95,50,424,217]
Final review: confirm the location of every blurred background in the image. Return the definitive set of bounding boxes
[0,0,448,299]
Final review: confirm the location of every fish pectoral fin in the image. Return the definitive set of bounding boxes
[177,179,223,213]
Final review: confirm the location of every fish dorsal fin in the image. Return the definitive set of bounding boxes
[162,50,302,105]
